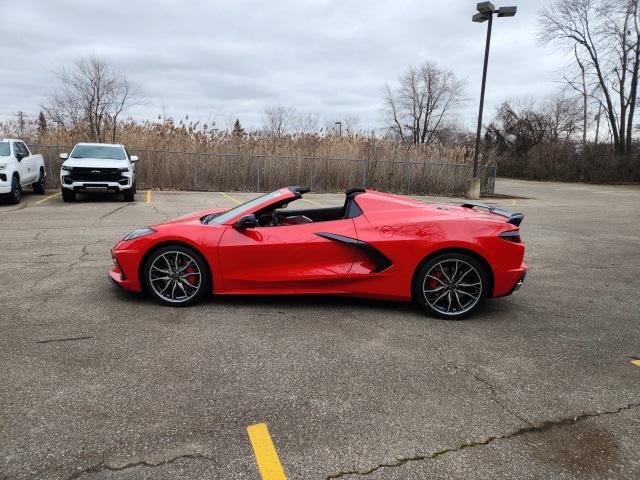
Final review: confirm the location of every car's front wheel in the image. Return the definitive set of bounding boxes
[9,175,21,204]
[413,252,489,320]
[142,245,211,307]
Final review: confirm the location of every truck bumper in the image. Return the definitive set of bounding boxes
[61,180,131,192]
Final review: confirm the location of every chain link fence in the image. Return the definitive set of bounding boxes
[29,144,496,196]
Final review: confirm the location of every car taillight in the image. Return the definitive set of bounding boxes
[499,229,521,243]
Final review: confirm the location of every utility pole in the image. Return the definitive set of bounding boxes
[467,2,517,199]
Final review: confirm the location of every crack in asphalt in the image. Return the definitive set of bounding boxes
[65,453,214,479]
[453,365,534,427]
[325,402,640,479]
[93,202,134,224]
[36,336,93,344]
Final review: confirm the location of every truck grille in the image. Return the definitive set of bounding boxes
[67,167,123,182]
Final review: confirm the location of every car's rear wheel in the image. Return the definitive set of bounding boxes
[33,169,46,194]
[413,253,488,320]
[61,188,76,202]
[143,245,211,307]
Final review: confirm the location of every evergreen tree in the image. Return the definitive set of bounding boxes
[36,111,48,138]
[232,119,245,137]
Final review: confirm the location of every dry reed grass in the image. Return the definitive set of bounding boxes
[3,119,495,194]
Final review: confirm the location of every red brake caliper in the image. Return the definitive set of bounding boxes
[185,265,197,285]
[429,270,443,290]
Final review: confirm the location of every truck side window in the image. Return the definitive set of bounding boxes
[16,142,29,157]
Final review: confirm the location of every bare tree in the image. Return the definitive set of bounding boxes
[487,96,581,156]
[263,105,295,139]
[43,54,139,142]
[291,111,320,135]
[383,61,466,145]
[539,0,640,154]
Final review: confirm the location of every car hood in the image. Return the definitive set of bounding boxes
[62,158,130,169]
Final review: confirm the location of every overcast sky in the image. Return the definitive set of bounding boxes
[3,0,569,131]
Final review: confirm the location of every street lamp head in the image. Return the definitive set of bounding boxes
[476,2,495,13]
[473,12,491,23]
[497,6,517,17]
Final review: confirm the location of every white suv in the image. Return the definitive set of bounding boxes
[60,143,138,202]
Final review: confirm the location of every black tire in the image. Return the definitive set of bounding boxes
[413,252,489,320]
[9,175,21,204]
[61,188,76,202]
[142,244,211,307]
[123,187,135,202]
[33,169,46,194]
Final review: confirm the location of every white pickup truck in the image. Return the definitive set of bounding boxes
[0,138,46,204]
[59,143,138,202]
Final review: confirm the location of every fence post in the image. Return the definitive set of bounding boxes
[192,152,198,191]
[47,146,54,188]
[256,157,261,191]
[362,159,368,188]
[403,159,410,194]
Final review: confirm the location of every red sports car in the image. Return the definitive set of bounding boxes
[109,186,526,319]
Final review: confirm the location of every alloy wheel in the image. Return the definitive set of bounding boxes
[422,259,483,315]
[149,251,202,303]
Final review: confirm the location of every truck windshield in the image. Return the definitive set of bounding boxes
[0,143,10,156]
[70,145,126,160]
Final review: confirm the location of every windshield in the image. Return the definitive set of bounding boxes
[0,143,10,156]
[207,190,287,224]
[70,145,126,160]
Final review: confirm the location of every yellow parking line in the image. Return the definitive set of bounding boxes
[631,359,640,367]
[35,192,61,204]
[301,198,322,206]
[247,423,287,480]
[219,191,242,205]
[146,190,151,204]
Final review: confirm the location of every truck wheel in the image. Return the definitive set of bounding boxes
[33,169,46,194]
[61,188,76,202]
[9,175,21,204]
[123,187,135,202]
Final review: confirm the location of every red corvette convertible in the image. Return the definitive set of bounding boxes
[109,186,526,319]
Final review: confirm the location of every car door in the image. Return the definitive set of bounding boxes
[12,142,30,184]
[217,218,358,292]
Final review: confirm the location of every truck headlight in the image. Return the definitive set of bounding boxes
[123,227,156,241]
[61,165,73,172]
[0,163,7,170]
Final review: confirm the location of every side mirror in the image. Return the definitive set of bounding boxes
[59,153,68,160]
[15,152,24,161]
[233,214,258,230]
[130,155,139,162]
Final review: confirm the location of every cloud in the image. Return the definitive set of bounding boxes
[2,0,567,131]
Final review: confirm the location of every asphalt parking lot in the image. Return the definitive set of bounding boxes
[1,179,639,480]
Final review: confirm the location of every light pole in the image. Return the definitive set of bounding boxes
[467,2,517,199]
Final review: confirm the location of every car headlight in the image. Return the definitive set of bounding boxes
[123,227,156,241]
[0,163,7,170]
[61,165,73,172]
[117,167,130,173]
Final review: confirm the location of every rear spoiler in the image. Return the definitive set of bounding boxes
[461,202,524,227]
